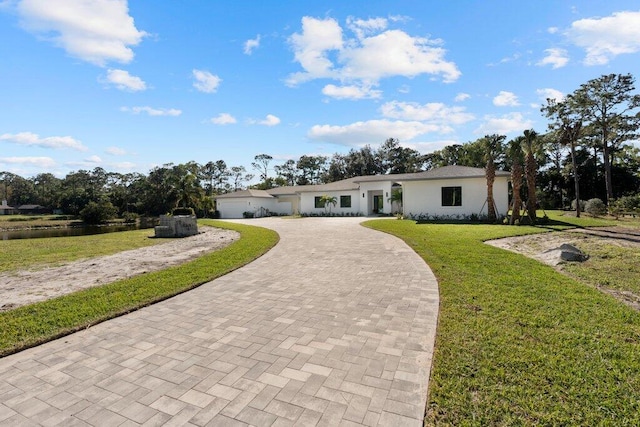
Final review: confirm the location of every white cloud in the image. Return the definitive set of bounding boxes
[16,0,147,66]
[475,112,533,135]
[548,27,559,34]
[287,17,343,84]
[454,92,470,102]
[258,114,280,126]
[308,119,441,147]
[244,35,260,55]
[403,139,461,154]
[105,69,146,91]
[566,10,640,65]
[209,113,237,125]
[322,84,382,100]
[0,156,56,168]
[0,131,87,151]
[341,30,460,83]
[346,16,388,39]
[192,69,221,93]
[489,52,521,66]
[493,91,520,107]
[86,155,102,163]
[380,101,474,126]
[287,16,460,87]
[537,48,569,69]
[106,146,127,155]
[537,88,565,103]
[120,106,182,116]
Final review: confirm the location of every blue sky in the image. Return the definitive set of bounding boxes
[1,1,639,179]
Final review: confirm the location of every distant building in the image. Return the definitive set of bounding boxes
[17,204,49,215]
[0,200,17,215]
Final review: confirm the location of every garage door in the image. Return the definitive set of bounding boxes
[219,201,248,219]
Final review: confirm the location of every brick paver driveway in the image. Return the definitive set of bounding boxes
[0,217,439,426]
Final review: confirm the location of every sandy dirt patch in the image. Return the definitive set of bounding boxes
[486,227,640,267]
[486,226,640,310]
[0,226,239,311]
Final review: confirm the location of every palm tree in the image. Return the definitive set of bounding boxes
[521,129,539,223]
[387,189,403,214]
[483,134,505,223]
[319,194,337,214]
[508,137,525,224]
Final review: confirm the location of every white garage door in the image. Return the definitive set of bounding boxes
[219,201,248,219]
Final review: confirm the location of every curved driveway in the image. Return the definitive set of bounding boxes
[0,217,439,426]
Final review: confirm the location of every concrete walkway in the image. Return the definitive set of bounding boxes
[0,217,439,426]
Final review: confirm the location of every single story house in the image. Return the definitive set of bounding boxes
[0,200,17,215]
[17,204,49,215]
[215,165,510,219]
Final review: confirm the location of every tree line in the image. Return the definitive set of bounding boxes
[1,73,638,221]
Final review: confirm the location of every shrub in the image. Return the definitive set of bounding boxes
[585,198,607,217]
[122,212,139,223]
[610,195,640,217]
[80,200,118,224]
[571,199,586,212]
[172,207,195,216]
[242,211,254,218]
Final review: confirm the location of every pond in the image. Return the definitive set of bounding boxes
[1,224,150,240]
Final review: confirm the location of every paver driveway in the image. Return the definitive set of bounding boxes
[0,217,439,426]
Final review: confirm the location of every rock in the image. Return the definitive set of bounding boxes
[543,243,589,263]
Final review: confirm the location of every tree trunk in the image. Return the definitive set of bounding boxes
[509,162,523,225]
[602,135,614,203]
[486,160,496,222]
[525,153,537,223]
[570,141,581,218]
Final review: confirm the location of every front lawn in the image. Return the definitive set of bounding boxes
[0,220,278,357]
[365,215,640,425]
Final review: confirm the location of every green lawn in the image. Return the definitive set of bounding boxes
[0,220,278,357]
[0,228,165,273]
[365,213,640,426]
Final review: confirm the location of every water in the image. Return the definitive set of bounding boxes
[1,224,148,240]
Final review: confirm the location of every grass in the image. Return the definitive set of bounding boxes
[563,237,640,296]
[364,213,640,425]
[0,228,168,273]
[0,220,278,357]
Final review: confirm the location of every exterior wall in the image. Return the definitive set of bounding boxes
[217,198,275,218]
[358,181,394,215]
[299,190,362,215]
[402,176,509,218]
[273,196,296,215]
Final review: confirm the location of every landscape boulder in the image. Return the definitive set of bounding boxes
[543,243,589,263]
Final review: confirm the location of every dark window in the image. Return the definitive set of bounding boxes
[442,186,462,206]
[314,196,324,209]
[340,195,351,208]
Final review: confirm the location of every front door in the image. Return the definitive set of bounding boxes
[373,195,383,214]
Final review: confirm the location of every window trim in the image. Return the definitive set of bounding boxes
[340,195,351,208]
[441,186,462,207]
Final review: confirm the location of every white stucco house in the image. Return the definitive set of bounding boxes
[215,165,510,219]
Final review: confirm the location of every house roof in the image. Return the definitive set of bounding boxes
[17,204,46,210]
[267,177,360,196]
[215,189,274,199]
[353,165,509,183]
